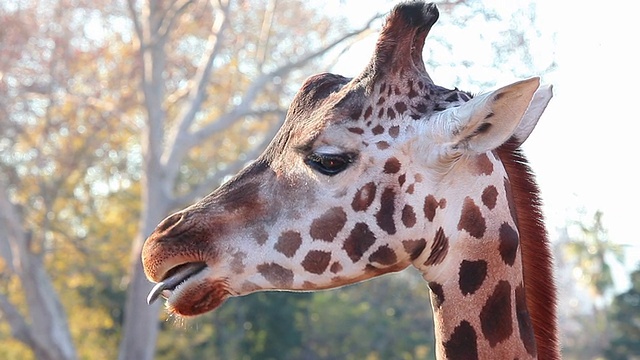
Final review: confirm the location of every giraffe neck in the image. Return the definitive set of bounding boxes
[426,238,535,359]
[411,151,537,359]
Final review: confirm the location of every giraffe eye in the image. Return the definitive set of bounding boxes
[305,153,354,176]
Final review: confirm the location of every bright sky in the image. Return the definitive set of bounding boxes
[328,0,640,289]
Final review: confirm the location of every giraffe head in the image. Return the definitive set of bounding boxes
[142,2,553,343]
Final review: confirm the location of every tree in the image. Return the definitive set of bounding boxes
[556,210,628,359]
[604,267,640,360]
[0,1,137,359]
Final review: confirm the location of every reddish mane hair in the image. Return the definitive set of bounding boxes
[497,139,560,359]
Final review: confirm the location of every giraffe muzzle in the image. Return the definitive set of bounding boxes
[146,262,207,305]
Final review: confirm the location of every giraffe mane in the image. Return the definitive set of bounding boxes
[496,138,561,360]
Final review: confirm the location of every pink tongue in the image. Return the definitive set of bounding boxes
[146,263,207,305]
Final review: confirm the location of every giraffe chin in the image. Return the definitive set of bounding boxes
[165,277,232,317]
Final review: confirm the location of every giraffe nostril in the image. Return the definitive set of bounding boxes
[156,212,186,235]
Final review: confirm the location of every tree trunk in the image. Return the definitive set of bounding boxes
[0,190,77,360]
[118,158,171,360]
[118,1,171,352]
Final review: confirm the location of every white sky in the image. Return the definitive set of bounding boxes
[328,0,640,289]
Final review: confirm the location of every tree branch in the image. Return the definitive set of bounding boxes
[126,0,144,43]
[0,183,76,360]
[162,0,231,184]
[0,293,36,349]
[172,112,284,207]
[184,11,382,152]
[228,11,383,122]
[157,0,198,40]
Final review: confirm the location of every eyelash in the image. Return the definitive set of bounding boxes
[305,152,354,176]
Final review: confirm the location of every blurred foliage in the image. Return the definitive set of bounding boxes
[604,267,640,360]
[153,270,434,360]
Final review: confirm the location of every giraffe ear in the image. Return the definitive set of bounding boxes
[511,83,553,146]
[429,77,546,155]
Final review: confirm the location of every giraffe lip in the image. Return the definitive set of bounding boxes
[146,262,207,305]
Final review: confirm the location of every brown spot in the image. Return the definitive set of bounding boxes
[406,183,415,194]
[330,261,343,274]
[383,157,401,174]
[480,280,513,347]
[481,185,498,210]
[407,80,419,98]
[398,173,406,187]
[363,105,373,120]
[347,127,364,134]
[414,174,423,182]
[458,260,488,296]
[457,197,486,239]
[274,231,302,258]
[376,141,390,150]
[516,284,537,356]
[343,222,376,262]
[424,227,448,266]
[499,223,519,266]
[428,281,445,310]
[395,101,407,114]
[372,124,385,135]
[301,250,332,274]
[351,182,377,212]
[413,102,428,113]
[388,125,400,138]
[240,281,261,293]
[257,263,294,288]
[253,227,269,245]
[349,108,363,120]
[302,281,317,290]
[230,251,246,273]
[423,195,445,222]
[376,187,396,235]
[377,107,385,118]
[402,238,426,261]
[310,207,347,242]
[444,320,479,360]
[401,204,416,228]
[369,245,397,265]
[377,96,386,105]
[474,153,494,175]
[387,107,396,119]
[445,92,460,103]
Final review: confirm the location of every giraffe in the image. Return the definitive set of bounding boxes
[142,2,560,359]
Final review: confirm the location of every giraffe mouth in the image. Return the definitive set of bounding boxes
[146,262,208,305]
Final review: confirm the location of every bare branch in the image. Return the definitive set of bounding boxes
[0,187,25,273]
[126,0,144,43]
[0,293,36,350]
[191,107,284,144]
[162,1,231,182]
[256,0,278,71]
[157,0,198,40]
[234,11,383,118]
[172,112,284,207]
